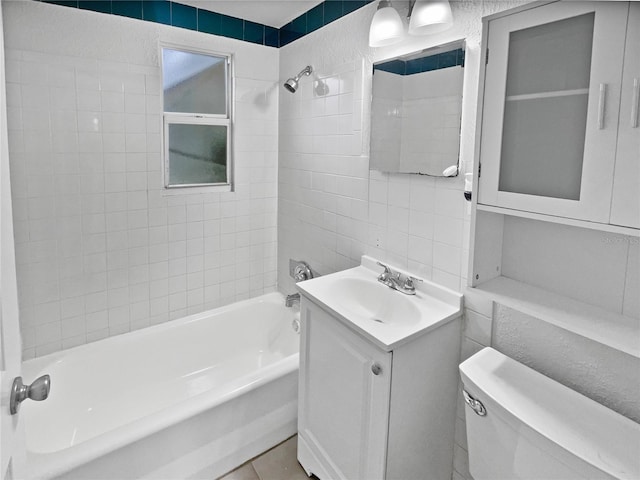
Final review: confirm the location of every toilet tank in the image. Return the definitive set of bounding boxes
[459,348,640,480]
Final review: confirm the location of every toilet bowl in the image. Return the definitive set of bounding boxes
[459,347,640,480]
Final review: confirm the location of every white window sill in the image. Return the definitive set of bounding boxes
[162,184,232,195]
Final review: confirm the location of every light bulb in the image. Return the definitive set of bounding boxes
[409,0,453,36]
[369,5,404,47]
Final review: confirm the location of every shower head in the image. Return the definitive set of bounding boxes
[284,65,313,93]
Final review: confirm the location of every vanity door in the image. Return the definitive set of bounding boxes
[298,300,391,480]
[478,2,628,223]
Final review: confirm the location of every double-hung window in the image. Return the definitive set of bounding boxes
[161,46,232,189]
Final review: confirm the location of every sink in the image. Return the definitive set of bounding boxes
[296,255,463,351]
[328,277,421,326]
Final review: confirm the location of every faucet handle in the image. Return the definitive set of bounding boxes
[404,276,423,290]
[376,261,391,275]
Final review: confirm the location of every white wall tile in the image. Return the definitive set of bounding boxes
[434,215,463,247]
[7,2,279,357]
[464,309,492,346]
[101,91,124,112]
[623,241,639,319]
[409,210,434,239]
[77,90,101,111]
[433,242,462,276]
[463,287,493,317]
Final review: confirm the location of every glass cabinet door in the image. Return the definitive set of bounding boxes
[478,2,629,223]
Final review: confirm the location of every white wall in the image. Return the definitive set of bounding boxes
[3,0,280,358]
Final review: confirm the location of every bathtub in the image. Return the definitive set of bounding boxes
[21,292,300,480]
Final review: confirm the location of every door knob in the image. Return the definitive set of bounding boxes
[371,363,382,375]
[10,375,51,415]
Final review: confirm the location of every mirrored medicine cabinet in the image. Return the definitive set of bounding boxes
[369,40,465,177]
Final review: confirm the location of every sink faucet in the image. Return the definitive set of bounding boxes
[376,261,422,295]
[285,293,300,307]
[377,262,398,288]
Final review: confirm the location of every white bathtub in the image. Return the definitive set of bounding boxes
[21,292,300,480]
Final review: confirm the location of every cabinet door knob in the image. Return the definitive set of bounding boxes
[371,363,382,375]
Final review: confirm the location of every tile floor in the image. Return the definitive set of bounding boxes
[219,435,312,480]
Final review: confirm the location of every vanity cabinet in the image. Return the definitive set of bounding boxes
[477,1,639,228]
[297,296,461,480]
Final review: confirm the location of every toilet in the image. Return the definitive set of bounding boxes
[459,348,640,480]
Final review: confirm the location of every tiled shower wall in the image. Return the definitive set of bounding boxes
[277,2,532,293]
[4,0,279,358]
[277,0,542,299]
[278,54,369,289]
[277,4,472,297]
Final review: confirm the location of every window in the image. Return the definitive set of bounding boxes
[162,47,232,189]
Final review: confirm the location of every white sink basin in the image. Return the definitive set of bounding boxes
[328,277,421,326]
[296,256,463,351]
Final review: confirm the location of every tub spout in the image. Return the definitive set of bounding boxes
[285,293,300,307]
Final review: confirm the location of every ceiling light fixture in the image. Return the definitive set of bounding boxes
[369,0,453,47]
[408,0,453,36]
[368,0,405,48]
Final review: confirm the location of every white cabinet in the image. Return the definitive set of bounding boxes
[469,3,640,372]
[297,302,390,480]
[477,1,639,228]
[610,2,640,229]
[297,296,461,480]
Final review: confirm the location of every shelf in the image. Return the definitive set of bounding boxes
[505,88,589,101]
[473,276,640,359]
[477,204,640,237]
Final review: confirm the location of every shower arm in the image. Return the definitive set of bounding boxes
[294,66,313,81]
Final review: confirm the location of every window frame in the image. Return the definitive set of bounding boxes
[160,43,234,192]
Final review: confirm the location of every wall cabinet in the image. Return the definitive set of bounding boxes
[469,2,640,373]
[297,297,461,480]
[477,1,639,229]
[610,3,640,229]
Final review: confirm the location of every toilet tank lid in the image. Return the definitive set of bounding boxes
[459,347,640,480]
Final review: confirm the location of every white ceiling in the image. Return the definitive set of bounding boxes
[176,0,325,29]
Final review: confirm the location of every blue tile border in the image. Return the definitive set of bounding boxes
[37,0,375,48]
[143,0,171,25]
[197,9,221,36]
[112,0,142,19]
[264,26,279,48]
[78,1,111,14]
[374,48,465,76]
[171,2,197,30]
[279,0,375,47]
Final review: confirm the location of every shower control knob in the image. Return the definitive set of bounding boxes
[371,363,382,376]
[10,374,51,415]
[293,262,313,282]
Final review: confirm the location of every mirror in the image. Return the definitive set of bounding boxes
[370,40,465,176]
